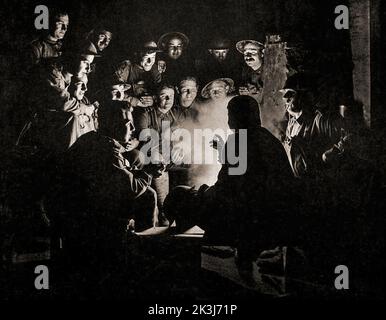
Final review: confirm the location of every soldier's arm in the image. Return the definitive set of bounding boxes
[110,144,153,199]
[30,42,43,65]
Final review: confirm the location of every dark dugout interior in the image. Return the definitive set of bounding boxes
[0,0,385,300]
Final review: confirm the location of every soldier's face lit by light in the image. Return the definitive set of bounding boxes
[179,80,198,108]
[78,55,95,75]
[167,38,183,60]
[158,88,175,113]
[282,89,299,115]
[140,52,156,71]
[95,31,112,52]
[74,80,88,101]
[110,84,126,101]
[208,81,229,100]
[243,43,262,70]
[51,15,69,40]
[115,118,135,144]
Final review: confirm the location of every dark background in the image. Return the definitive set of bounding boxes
[0,0,384,300]
[0,0,384,145]
[0,0,354,57]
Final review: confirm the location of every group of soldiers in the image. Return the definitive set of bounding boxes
[9,8,381,297]
[17,9,271,228]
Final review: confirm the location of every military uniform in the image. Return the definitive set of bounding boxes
[30,36,63,65]
[113,60,161,93]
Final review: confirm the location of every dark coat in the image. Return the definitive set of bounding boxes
[196,53,240,86]
[114,59,161,93]
[202,96,296,244]
[285,110,345,178]
[46,131,155,271]
[158,53,196,86]
[30,36,63,65]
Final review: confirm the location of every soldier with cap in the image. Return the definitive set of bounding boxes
[113,40,162,109]
[157,32,195,86]
[196,38,239,85]
[201,78,235,102]
[18,47,101,154]
[236,39,265,96]
[44,100,165,295]
[280,74,349,178]
[83,27,114,102]
[85,27,113,54]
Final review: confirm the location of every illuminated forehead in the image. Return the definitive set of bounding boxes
[75,80,87,87]
[81,55,94,63]
[159,88,175,95]
[180,80,198,90]
[77,74,88,83]
[168,38,183,47]
[243,43,260,52]
[99,31,112,38]
[56,15,69,24]
[209,81,227,89]
[111,84,124,90]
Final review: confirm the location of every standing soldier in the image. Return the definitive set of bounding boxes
[236,39,265,97]
[113,41,162,109]
[196,38,239,85]
[157,32,195,86]
[30,9,70,66]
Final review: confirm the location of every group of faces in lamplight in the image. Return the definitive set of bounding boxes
[47,12,265,101]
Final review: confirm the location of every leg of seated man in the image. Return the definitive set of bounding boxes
[130,186,158,231]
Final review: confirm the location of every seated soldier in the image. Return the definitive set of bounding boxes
[165,95,297,252]
[133,84,184,225]
[45,101,164,296]
[280,74,349,179]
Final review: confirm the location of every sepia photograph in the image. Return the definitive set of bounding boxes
[0,0,384,305]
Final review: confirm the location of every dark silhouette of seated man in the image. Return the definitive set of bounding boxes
[46,101,163,296]
[165,96,297,250]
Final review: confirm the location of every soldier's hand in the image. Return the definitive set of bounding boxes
[129,96,140,107]
[139,96,154,107]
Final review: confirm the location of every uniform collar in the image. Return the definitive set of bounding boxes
[45,35,62,45]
